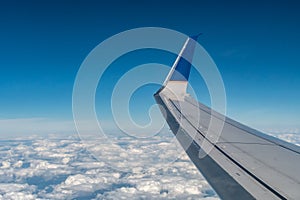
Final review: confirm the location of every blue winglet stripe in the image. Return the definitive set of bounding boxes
[169,34,201,81]
[169,58,192,81]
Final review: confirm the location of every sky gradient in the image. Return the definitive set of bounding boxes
[0,0,300,136]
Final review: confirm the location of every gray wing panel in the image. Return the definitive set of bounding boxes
[155,93,300,200]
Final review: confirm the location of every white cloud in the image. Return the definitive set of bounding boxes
[2,131,299,199]
[3,192,36,200]
[1,161,11,169]
[0,134,219,199]
[0,184,37,200]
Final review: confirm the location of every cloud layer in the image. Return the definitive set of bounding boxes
[0,130,299,199]
[0,134,218,199]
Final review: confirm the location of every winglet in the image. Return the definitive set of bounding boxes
[163,34,200,85]
[155,34,200,98]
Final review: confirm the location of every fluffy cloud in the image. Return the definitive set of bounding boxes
[0,131,299,199]
[0,134,218,199]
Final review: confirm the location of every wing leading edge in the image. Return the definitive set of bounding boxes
[154,36,300,199]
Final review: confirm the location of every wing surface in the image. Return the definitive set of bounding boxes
[154,36,300,200]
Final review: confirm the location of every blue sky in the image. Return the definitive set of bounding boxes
[0,0,300,136]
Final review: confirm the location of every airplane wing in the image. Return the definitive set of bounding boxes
[154,36,300,200]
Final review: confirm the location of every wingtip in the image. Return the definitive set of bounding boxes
[190,33,202,41]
